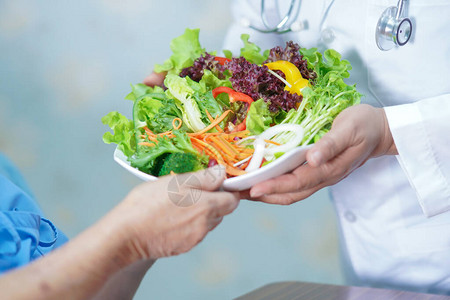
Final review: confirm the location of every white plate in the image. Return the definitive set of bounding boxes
[113,144,313,191]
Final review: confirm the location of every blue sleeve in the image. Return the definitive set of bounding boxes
[0,157,68,274]
[0,153,34,198]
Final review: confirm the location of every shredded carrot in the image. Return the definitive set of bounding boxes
[237,147,254,154]
[226,166,247,176]
[205,109,223,132]
[190,132,254,177]
[190,110,232,136]
[143,126,174,138]
[152,132,175,139]
[188,131,245,138]
[143,126,153,136]
[147,136,158,142]
[191,137,226,165]
[202,135,212,143]
[264,139,281,146]
[172,118,182,130]
[239,157,251,169]
[213,136,239,159]
[158,131,173,136]
[236,153,252,160]
[205,109,214,122]
[226,130,250,138]
[142,112,254,177]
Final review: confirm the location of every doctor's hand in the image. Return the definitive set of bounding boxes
[248,104,398,204]
[143,71,166,87]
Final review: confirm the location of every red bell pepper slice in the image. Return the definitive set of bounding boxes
[212,87,254,132]
[212,87,254,105]
[232,120,247,132]
[214,56,232,65]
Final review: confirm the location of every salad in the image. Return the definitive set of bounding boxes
[102,28,361,178]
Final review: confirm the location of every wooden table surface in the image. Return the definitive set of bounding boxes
[235,281,450,300]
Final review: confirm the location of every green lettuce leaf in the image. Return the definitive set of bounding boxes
[198,70,232,108]
[129,130,200,175]
[101,112,135,157]
[270,47,362,148]
[239,34,269,65]
[198,70,232,92]
[164,74,207,132]
[154,28,205,75]
[133,97,163,128]
[222,49,233,59]
[246,99,273,135]
[186,74,224,121]
[147,98,187,134]
[125,83,165,102]
[300,48,351,80]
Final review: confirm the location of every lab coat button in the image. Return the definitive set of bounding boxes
[344,211,356,223]
[321,28,335,44]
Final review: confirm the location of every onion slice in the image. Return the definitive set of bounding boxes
[259,124,304,155]
[245,124,304,172]
[245,138,266,172]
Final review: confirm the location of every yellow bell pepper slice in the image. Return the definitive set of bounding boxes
[264,60,309,95]
[291,77,309,91]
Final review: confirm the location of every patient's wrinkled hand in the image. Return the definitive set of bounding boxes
[106,165,239,263]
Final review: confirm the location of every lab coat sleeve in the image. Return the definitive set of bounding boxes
[222,0,286,54]
[384,94,450,217]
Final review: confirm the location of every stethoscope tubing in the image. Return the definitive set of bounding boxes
[249,0,412,51]
[250,0,300,33]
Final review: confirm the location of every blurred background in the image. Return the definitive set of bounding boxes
[0,0,343,299]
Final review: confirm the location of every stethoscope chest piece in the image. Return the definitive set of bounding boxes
[376,1,413,51]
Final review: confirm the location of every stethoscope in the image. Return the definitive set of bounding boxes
[246,0,413,51]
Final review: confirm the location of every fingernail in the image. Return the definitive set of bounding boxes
[310,150,323,166]
[209,165,226,177]
[250,189,264,198]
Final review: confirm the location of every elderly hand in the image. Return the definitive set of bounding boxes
[0,166,238,300]
[248,104,397,204]
[107,165,239,262]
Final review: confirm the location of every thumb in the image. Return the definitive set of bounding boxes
[306,126,351,167]
[175,165,227,192]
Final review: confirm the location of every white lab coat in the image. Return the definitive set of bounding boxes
[225,0,450,295]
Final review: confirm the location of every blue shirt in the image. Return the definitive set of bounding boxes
[0,153,68,273]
